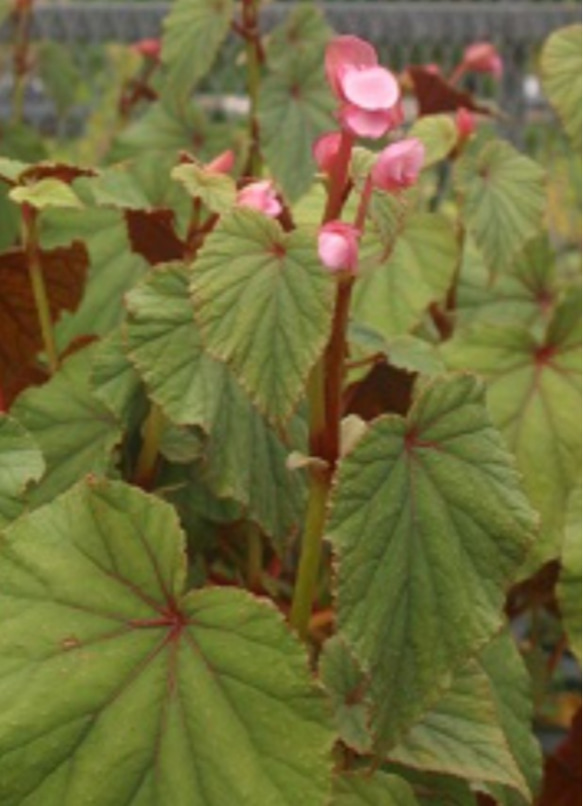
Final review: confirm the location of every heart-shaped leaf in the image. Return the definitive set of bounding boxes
[161,0,234,100]
[326,374,536,747]
[442,293,582,569]
[12,344,122,506]
[540,24,582,150]
[125,263,306,544]
[0,414,44,526]
[454,140,546,275]
[0,478,334,805]
[191,208,335,425]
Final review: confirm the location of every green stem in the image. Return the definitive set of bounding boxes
[242,0,262,176]
[22,206,59,374]
[11,1,33,126]
[246,525,263,591]
[134,404,164,489]
[289,471,329,638]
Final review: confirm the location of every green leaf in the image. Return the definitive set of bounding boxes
[540,25,582,150]
[259,19,335,201]
[320,636,373,753]
[349,326,445,377]
[88,158,191,216]
[9,178,83,210]
[0,479,334,805]
[388,635,539,799]
[161,0,234,100]
[11,345,122,506]
[37,41,81,117]
[91,329,146,429]
[557,486,582,663]
[353,213,458,338]
[385,769,474,806]
[192,208,335,425]
[0,415,45,526]
[265,4,331,71]
[332,772,418,805]
[456,235,558,331]
[171,162,236,214]
[409,114,458,168]
[326,374,536,747]
[442,293,582,569]
[125,263,306,544]
[454,140,545,274]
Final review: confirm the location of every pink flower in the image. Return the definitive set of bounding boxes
[325,36,401,139]
[371,138,425,193]
[205,150,235,174]
[313,132,343,174]
[456,107,476,140]
[318,222,360,274]
[462,42,503,79]
[236,180,282,218]
[132,38,161,63]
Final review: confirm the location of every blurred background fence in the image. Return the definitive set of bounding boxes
[0,2,580,149]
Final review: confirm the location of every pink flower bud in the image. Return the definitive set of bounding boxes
[313,132,343,174]
[371,138,425,193]
[205,150,235,175]
[325,36,401,139]
[132,38,161,62]
[318,222,360,274]
[456,107,476,140]
[236,180,282,218]
[462,42,503,79]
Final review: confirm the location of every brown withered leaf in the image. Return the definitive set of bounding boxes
[408,66,493,117]
[344,362,415,420]
[20,163,97,185]
[0,242,88,404]
[124,208,185,265]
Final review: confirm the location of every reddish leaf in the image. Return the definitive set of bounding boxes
[20,163,96,185]
[538,709,582,806]
[124,208,185,265]
[409,66,492,117]
[0,242,88,404]
[344,362,415,420]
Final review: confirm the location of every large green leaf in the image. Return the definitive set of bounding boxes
[125,263,306,544]
[388,633,539,800]
[161,0,234,100]
[0,479,334,805]
[409,114,458,168]
[557,486,582,663]
[11,345,122,506]
[353,213,459,339]
[332,772,418,806]
[326,374,536,747]
[191,208,335,425]
[540,25,582,150]
[0,415,44,526]
[454,140,545,275]
[456,235,558,331]
[259,37,335,201]
[442,293,582,569]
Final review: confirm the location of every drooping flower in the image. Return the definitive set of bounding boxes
[318,221,360,274]
[461,42,503,79]
[132,38,161,63]
[325,36,401,139]
[236,180,282,218]
[371,138,425,193]
[205,150,235,175]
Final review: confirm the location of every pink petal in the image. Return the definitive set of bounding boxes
[318,221,360,273]
[371,138,425,192]
[340,66,399,111]
[463,42,503,77]
[236,180,282,218]
[313,131,343,174]
[456,107,476,139]
[339,104,396,139]
[325,36,377,98]
[205,149,235,174]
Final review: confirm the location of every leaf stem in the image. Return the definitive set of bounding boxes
[246,524,263,591]
[322,130,354,223]
[134,403,164,489]
[21,205,59,374]
[10,0,34,126]
[241,0,262,177]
